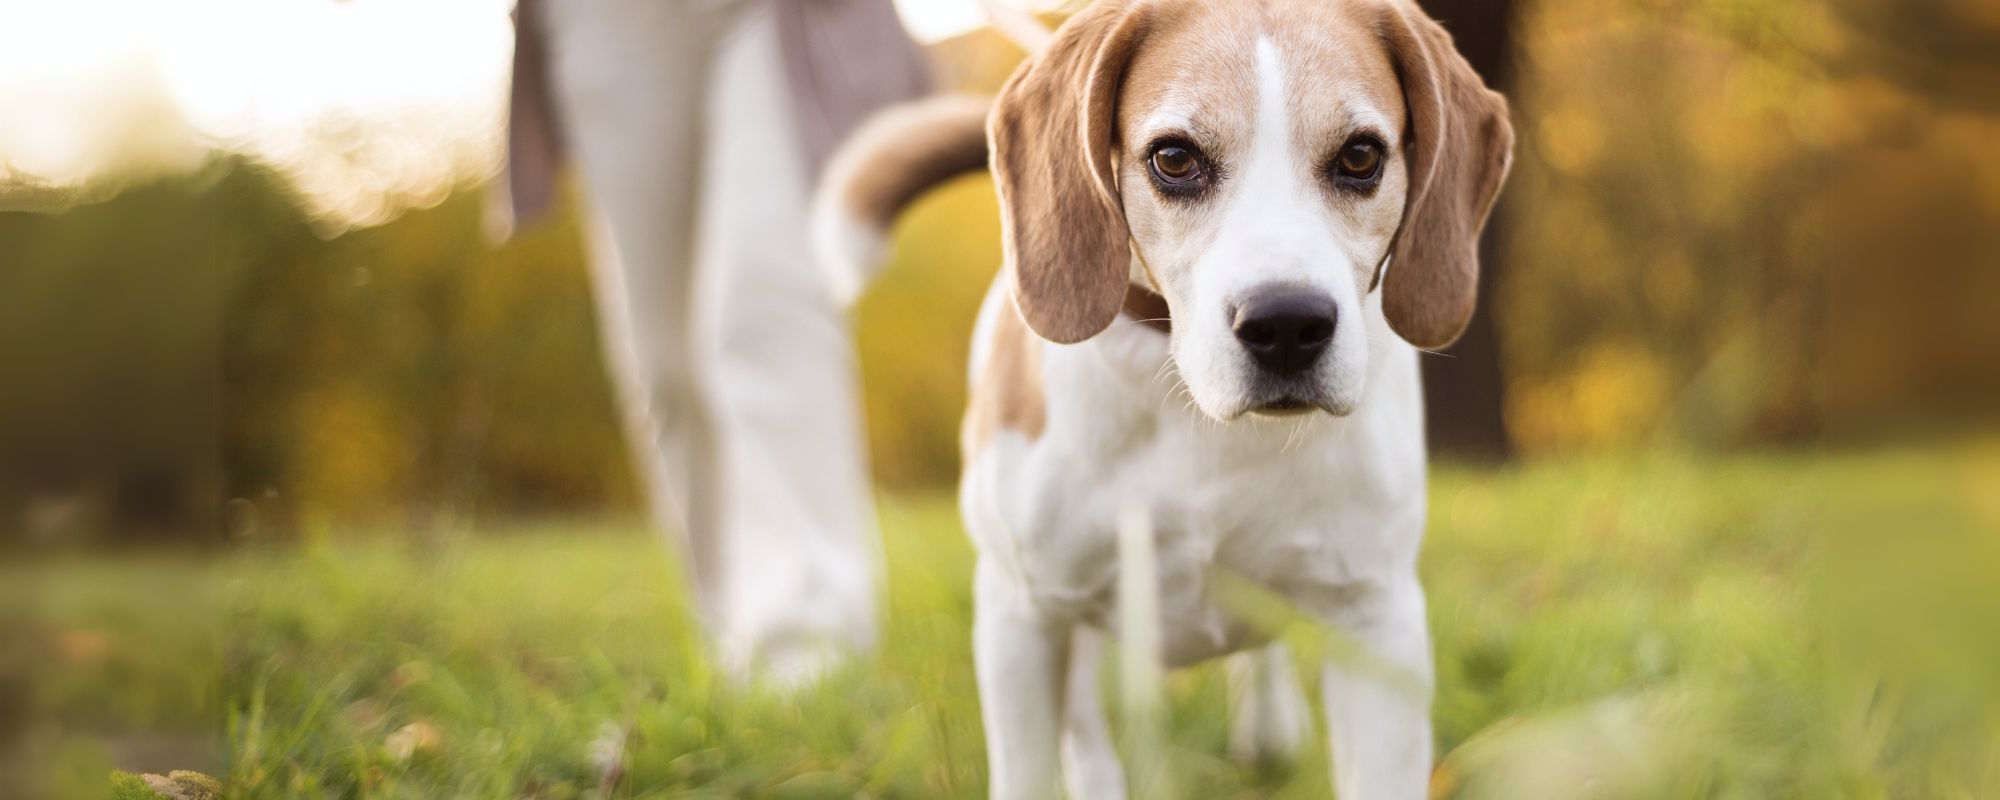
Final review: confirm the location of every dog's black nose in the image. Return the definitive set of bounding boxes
[1234,288,1337,375]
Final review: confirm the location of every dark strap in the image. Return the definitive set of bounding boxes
[499,0,564,230]
[1123,284,1172,334]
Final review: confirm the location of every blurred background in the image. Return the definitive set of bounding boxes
[3,0,1996,797]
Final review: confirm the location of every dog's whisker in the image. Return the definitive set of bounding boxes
[1281,418,1308,453]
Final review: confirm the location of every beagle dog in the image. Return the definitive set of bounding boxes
[816,0,1512,796]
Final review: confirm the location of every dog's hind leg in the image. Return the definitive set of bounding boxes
[1061,628,1127,799]
[1227,642,1313,767]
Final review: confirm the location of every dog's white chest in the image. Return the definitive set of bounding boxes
[960,339,1427,665]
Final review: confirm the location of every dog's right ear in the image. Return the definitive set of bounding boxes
[989,2,1151,344]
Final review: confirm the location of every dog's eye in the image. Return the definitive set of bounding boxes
[1336,142,1381,177]
[1150,146,1201,181]
[1147,143,1210,194]
[1329,137,1386,190]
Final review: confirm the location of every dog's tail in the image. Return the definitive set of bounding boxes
[811,93,993,306]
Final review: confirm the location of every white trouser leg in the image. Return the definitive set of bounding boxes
[695,5,881,681]
[544,0,880,680]
[543,0,740,622]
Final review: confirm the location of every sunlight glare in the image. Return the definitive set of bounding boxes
[893,0,1059,43]
[0,0,511,229]
[1,0,1051,227]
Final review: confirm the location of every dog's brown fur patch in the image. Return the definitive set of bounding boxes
[962,294,1047,456]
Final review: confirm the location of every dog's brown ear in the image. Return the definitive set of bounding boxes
[1377,1,1515,350]
[989,2,1150,344]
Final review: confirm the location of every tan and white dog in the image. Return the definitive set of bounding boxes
[817,1,1512,796]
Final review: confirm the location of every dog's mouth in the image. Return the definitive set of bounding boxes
[1189,370,1356,422]
[1240,383,1354,419]
[1250,397,1317,417]
[1214,392,1351,422]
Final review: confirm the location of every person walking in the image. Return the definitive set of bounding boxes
[497,0,929,685]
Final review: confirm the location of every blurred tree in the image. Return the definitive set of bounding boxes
[0,163,266,542]
[217,178,634,534]
[1823,0,2000,114]
[1500,0,1999,453]
[3,163,634,543]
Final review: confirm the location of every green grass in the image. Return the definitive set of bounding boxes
[6,440,1999,798]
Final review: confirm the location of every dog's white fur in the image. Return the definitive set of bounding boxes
[818,1,1511,796]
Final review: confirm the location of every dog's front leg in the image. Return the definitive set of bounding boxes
[1319,577,1434,800]
[974,558,1070,800]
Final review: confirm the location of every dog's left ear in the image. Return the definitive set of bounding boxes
[1376,1,1515,350]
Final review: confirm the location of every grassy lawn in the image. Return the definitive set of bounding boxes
[8,440,1999,798]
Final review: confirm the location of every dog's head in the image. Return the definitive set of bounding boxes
[989,0,1513,420]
